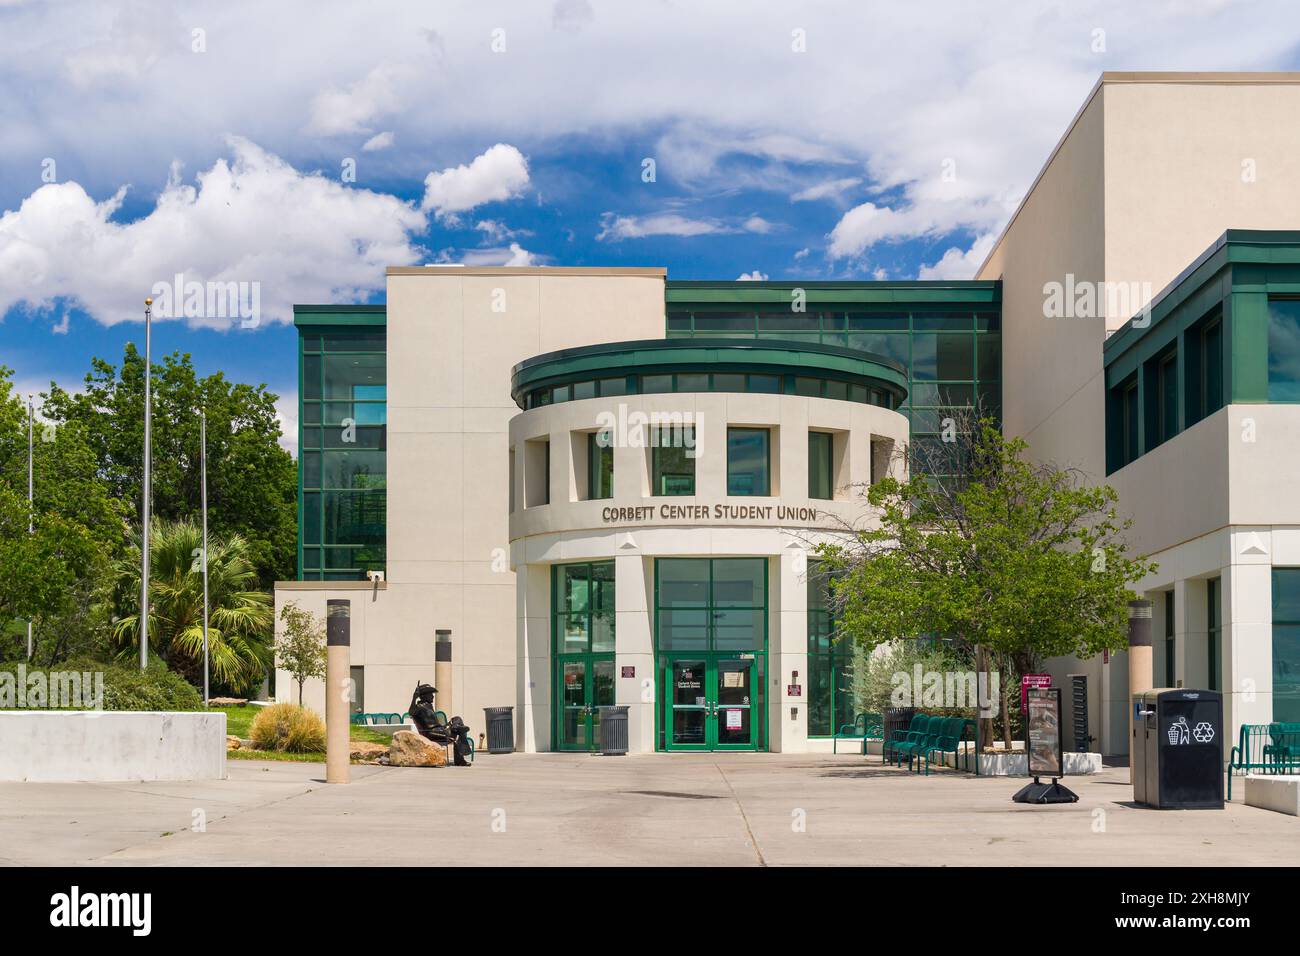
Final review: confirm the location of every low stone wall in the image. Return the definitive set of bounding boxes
[1244,774,1300,815]
[0,711,227,782]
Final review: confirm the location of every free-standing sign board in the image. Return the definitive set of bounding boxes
[1025,687,1064,778]
[1012,687,1077,803]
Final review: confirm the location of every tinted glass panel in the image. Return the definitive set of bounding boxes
[808,431,833,499]
[1268,299,1300,402]
[727,428,770,496]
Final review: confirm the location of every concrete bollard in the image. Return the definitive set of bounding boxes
[326,599,351,784]
[1127,598,1153,778]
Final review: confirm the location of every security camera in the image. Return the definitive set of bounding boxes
[366,570,385,583]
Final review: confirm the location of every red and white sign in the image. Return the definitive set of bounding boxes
[1021,674,1052,711]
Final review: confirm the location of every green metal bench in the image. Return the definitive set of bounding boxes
[883,713,930,765]
[1228,722,1300,799]
[889,714,944,768]
[832,712,883,754]
[922,717,979,775]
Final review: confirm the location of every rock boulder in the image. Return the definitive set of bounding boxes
[387,730,448,768]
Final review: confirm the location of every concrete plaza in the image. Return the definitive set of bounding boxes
[0,754,1293,866]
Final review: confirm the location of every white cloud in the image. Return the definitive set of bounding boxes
[272,389,299,457]
[597,211,774,242]
[307,62,413,136]
[0,137,427,329]
[917,233,998,280]
[737,270,769,281]
[421,144,530,219]
[791,178,862,202]
[361,131,395,152]
[51,311,69,334]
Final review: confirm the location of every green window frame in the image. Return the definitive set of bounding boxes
[588,432,613,500]
[1207,577,1222,692]
[727,427,771,497]
[808,431,834,500]
[300,326,387,581]
[1154,348,1179,447]
[651,425,696,496]
[654,558,767,653]
[1271,569,1300,722]
[807,566,854,737]
[553,562,616,655]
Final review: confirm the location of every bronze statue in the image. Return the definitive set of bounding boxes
[408,683,472,766]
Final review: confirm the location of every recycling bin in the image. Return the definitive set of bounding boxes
[1132,689,1223,809]
[599,705,629,755]
[882,706,916,764]
[483,706,515,754]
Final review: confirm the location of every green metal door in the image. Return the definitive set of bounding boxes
[663,654,761,751]
[557,655,614,751]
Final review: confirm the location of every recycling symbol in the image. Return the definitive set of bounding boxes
[1192,721,1215,743]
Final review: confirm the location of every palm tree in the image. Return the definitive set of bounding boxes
[111,519,272,691]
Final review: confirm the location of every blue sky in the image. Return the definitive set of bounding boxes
[3,0,1299,453]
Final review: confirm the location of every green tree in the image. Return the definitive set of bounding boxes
[817,412,1155,748]
[42,346,297,586]
[109,519,273,692]
[276,602,327,705]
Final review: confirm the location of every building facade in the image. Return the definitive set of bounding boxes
[275,72,1300,756]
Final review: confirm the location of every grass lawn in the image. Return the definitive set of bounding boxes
[212,704,397,762]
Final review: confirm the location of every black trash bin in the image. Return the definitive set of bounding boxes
[599,705,629,755]
[483,706,515,754]
[882,706,916,764]
[1133,689,1223,809]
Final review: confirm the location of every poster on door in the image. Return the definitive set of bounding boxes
[725,709,743,729]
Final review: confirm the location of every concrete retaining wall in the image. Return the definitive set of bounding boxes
[1244,774,1300,816]
[0,711,227,782]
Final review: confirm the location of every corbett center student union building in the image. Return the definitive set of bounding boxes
[275,73,1300,758]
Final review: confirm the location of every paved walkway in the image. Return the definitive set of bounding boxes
[0,754,1292,866]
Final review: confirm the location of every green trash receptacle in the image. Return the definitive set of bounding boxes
[599,705,629,755]
[483,706,514,754]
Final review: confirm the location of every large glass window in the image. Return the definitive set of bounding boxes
[807,566,855,737]
[1267,299,1300,402]
[652,425,696,495]
[727,428,771,496]
[555,562,615,654]
[588,432,613,500]
[300,326,387,580]
[1155,350,1178,446]
[1207,577,1222,692]
[656,558,766,652]
[1271,569,1300,722]
[1187,314,1224,426]
[808,431,833,500]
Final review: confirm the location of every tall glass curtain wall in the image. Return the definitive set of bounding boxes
[807,568,856,737]
[667,308,1000,477]
[299,329,387,580]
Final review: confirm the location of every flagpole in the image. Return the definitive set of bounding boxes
[141,298,152,669]
[26,394,33,660]
[201,408,209,706]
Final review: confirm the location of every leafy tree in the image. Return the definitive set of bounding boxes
[817,411,1155,749]
[276,602,327,705]
[41,345,297,586]
[109,518,273,692]
[0,483,100,641]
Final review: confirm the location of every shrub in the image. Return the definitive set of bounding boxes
[249,703,326,753]
[0,656,202,711]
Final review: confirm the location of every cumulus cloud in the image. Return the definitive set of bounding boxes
[455,242,540,267]
[917,233,998,280]
[737,270,769,281]
[0,137,427,328]
[362,131,395,152]
[307,62,413,136]
[421,144,530,220]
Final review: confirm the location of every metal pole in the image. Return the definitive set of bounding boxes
[26,395,33,660]
[141,298,152,669]
[201,409,209,706]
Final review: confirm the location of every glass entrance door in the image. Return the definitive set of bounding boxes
[557,656,614,751]
[664,655,761,751]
